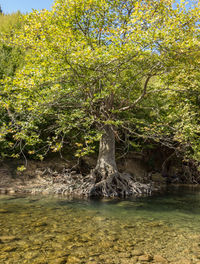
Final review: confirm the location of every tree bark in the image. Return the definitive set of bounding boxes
[95,125,118,181]
[89,125,121,197]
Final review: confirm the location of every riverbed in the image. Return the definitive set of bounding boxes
[0,185,200,263]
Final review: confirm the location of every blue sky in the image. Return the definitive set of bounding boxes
[0,0,195,14]
[0,0,54,14]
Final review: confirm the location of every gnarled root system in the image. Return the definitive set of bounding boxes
[87,169,153,198]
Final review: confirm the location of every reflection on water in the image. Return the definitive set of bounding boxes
[1,185,200,263]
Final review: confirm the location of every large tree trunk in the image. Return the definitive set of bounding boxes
[88,125,153,197]
[89,125,120,197]
[95,125,118,180]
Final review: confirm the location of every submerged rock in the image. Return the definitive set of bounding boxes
[131,249,144,256]
[0,236,19,243]
[3,246,17,252]
[118,252,132,258]
[33,221,48,227]
[0,209,9,213]
[153,255,168,263]
[138,254,152,262]
[67,256,81,263]
[53,257,68,264]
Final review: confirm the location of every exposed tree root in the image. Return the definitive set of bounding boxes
[15,167,155,198]
[88,170,153,197]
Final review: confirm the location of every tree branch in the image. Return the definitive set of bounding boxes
[118,75,152,112]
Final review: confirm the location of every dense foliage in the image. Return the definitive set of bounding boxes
[0,11,24,157]
[0,0,199,171]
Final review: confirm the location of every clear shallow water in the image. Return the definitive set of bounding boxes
[1,186,200,264]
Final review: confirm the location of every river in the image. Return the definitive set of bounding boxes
[0,185,200,263]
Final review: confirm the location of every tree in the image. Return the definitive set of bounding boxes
[2,0,199,196]
[0,11,24,79]
[0,5,3,14]
[0,11,24,157]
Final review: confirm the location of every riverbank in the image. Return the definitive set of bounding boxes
[0,157,159,197]
[0,164,155,197]
[0,152,199,197]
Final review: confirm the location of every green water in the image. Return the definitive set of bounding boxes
[1,186,200,264]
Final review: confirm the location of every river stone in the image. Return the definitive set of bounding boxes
[53,257,67,264]
[116,201,133,207]
[89,257,95,261]
[98,254,117,263]
[33,221,48,227]
[118,252,131,258]
[16,240,29,248]
[0,209,9,213]
[153,255,168,263]
[67,256,81,263]
[170,260,192,264]
[24,251,40,260]
[138,254,152,262]
[0,189,7,194]
[75,250,88,258]
[113,245,126,252]
[93,216,107,221]
[99,241,114,248]
[0,236,19,242]
[120,259,132,264]
[123,224,135,229]
[121,257,138,264]
[8,188,16,194]
[131,249,143,256]
[3,246,17,252]
[89,252,101,258]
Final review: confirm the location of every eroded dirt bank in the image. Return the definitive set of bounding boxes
[0,155,157,197]
[0,151,199,197]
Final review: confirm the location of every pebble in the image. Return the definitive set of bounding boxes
[153,255,168,263]
[0,208,9,213]
[3,246,17,252]
[67,256,81,263]
[33,221,48,227]
[8,189,16,194]
[0,236,19,242]
[118,252,132,258]
[53,257,67,264]
[0,189,7,194]
[170,260,192,264]
[138,254,152,262]
[132,249,144,256]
